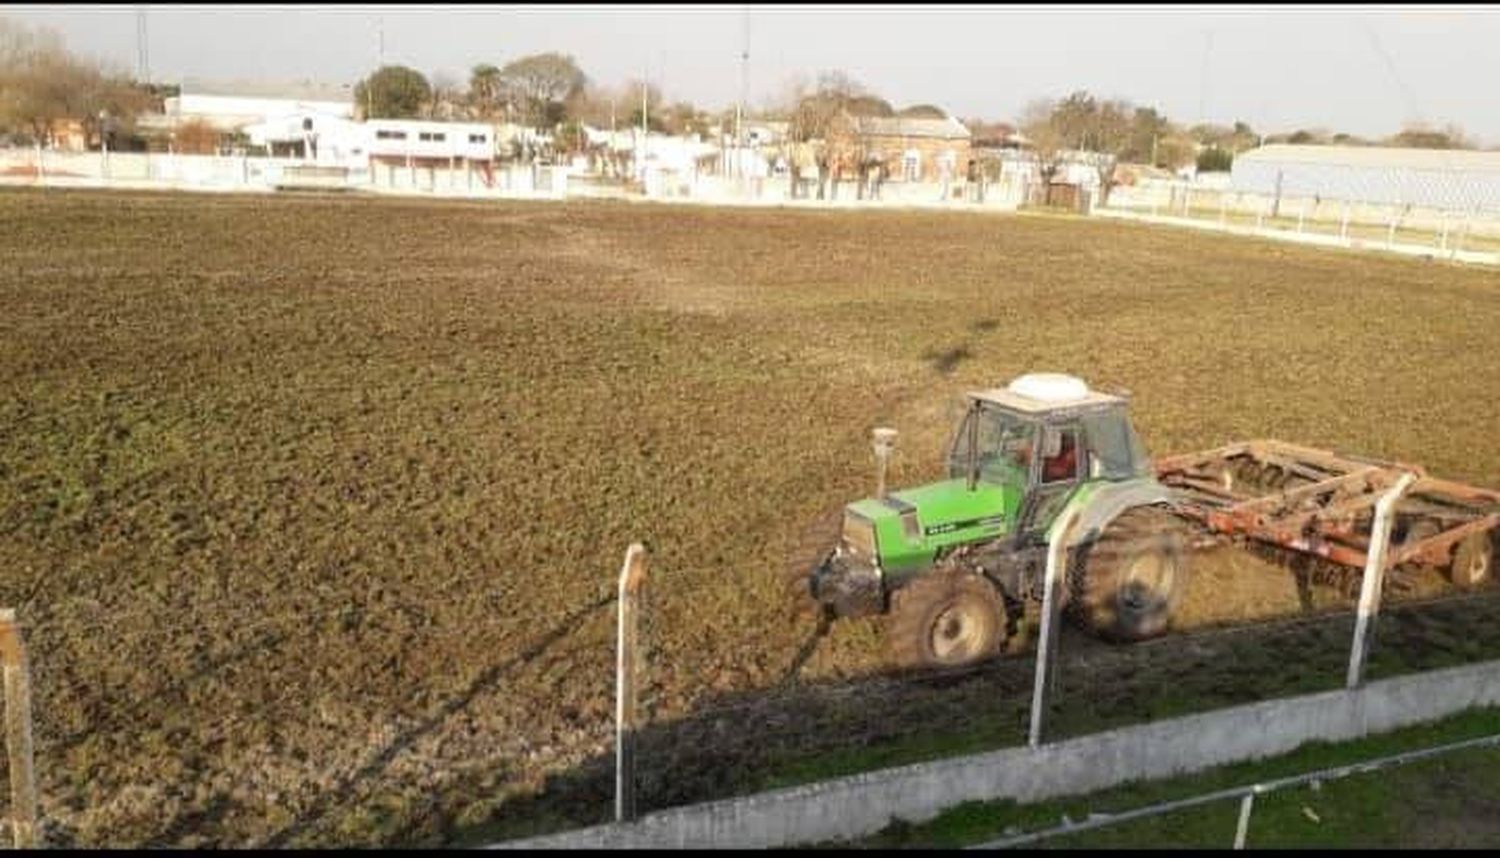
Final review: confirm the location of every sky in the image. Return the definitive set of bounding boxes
[6,4,1498,144]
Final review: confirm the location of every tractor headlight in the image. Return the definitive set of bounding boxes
[842,511,878,560]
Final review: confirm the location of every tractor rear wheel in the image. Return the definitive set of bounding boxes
[1068,506,1190,642]
[1449,532,1494,590]
[886,569,1006,670]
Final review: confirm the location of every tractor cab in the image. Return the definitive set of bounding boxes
[947,374,1152,539]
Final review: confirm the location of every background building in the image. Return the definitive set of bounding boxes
[167,78,356,129]
[854,115,972,183]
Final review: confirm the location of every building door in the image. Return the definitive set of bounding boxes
[903,149,920,182]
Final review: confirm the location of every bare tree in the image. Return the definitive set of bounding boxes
[0,17,150,146]
[498,52,587,131]
[788,70,888,142]
[622,78,665,132]
[427,70,464,120]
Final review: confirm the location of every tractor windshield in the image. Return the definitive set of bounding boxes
[948,404,1035,485]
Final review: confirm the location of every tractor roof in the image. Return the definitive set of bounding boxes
[969,383,1127,417]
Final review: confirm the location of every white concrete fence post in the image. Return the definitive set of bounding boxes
[1233,790,1257,849]
[1297,198,1308,234]
[616,543,649,823]
[0,609,38,849]
[1346,473,1416,690]
[1453,209,1475,260]
[1029,505,1083,749]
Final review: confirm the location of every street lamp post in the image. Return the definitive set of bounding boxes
[98,110,111,180]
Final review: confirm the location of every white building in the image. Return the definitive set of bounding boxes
[243,113,366,164]
[133,79,358,155]
[364,119,494,162]
[164,79,356,131]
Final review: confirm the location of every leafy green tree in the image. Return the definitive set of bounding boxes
[353,65,431,119]
[1125,106,1170,164]
[897,103,947,119]
[1387,123,1472,150]
[1196,146,1234,172]
[469,63,504,119]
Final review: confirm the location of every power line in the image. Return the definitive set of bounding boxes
[1360,18,1423,130]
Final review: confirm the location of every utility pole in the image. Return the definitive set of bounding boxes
[1198,29,1213,125]
[638,62,648,182]
[735,4,750,179]
[135,6,150,84]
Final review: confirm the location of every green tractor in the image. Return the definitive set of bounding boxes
[810,373,1192,670]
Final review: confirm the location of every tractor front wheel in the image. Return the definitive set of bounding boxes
[886,569,1006,671]
[1069,506,1190,642]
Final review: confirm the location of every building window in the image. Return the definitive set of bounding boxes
[903,150,920,182]
[418,132,447,142]
[940,149,957,176]
[468,134,486,144]
[375,130,406,140]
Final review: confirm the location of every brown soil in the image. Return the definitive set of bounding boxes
[2,188,1499,847]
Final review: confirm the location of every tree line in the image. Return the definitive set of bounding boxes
[1016,89,1479,174]
[0,14,1485,162]
[0,17,160,148]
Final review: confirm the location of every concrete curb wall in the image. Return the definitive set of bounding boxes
[0,174,1024,215]
[492,658,1500,849]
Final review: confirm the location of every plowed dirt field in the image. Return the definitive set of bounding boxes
[2,188,1498,846]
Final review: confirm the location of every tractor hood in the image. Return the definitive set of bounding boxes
[845,478,1022,576]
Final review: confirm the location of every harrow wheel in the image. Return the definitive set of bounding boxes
[1069,505,1191,642]
[1449,532,1494,590]
[886,569,1006,670]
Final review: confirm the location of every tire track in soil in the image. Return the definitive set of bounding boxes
[262,591,615,847]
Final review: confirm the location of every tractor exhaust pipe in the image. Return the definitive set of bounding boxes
[872,427,898,500]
